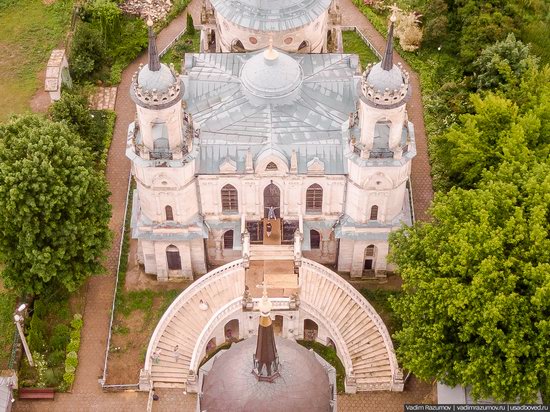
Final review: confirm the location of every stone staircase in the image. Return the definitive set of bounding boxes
[299,258,399,391]
[146,260,246,388]
[249,244,294,261]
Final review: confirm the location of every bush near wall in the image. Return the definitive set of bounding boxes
[62,314,83,390]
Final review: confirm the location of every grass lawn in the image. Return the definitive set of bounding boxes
[160,31,200,73]
[0,0,73,122]
[0,287,16,369]
[342,30,380,68]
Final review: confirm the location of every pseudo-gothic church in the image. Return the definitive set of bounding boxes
[133,0,416,399]
[127,0,415,281]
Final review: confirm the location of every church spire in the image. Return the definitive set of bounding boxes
[381,10,397,71]
[253,282,280,382]
[147,18,161,72]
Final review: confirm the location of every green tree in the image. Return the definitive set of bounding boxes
[389,161,550,402]
[0,115,112,295]
[473,33,538,91]
[69,23,106,81]
[186,13,195,36]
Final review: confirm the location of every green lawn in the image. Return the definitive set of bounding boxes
[342,30,380,69]
[0,0,73,122]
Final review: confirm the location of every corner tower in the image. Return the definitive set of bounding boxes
[126,20,206,280]
[338,13,416,277]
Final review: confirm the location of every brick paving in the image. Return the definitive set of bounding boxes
[339,0,434,221]
[14,1,434,411]
[90,87,118,111]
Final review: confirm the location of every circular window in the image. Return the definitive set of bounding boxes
[284,37,293,45]
[249,36,257,44]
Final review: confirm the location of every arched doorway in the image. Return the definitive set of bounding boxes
[364,244,377,273]
[263,183,280,218]
[224,319,239,342]
[273,315,283,336]
[326,337,336,349]
[304,319,318,341]
[166,245,182,270]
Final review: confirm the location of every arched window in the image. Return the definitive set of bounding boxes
[165,205,173,221]
[370,205,379,221]
[298,40,309,53]
[231,39,245,52]
[223,230,234,249]
[266,162,278,171]
[364,244,376,271]
[221,184,238,212]
[310,230,321,249]
[306,184,323,213]
[166,245,182,270]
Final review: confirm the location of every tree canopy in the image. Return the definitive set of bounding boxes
[0,115,112,295]
[390,161,550,402]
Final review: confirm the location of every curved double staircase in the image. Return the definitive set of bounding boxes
[143,257,402,392]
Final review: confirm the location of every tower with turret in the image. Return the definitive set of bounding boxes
[337,12,416,277]
[126,20,206,280]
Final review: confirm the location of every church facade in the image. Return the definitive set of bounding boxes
[126,2,415,281]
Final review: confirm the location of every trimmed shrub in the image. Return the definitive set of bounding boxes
[70,23,106,81]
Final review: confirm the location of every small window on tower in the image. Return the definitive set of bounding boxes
[266,162,278,171]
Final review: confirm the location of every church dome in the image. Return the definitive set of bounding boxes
[137,63,177,93]
[365,63,405,93]
[200,337,332,412]
[241,47,303,104]
[211,0,332,32]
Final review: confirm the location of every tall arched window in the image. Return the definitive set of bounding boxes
[370,205,379,221]
[221,184,238,212]
[306,184,323,213]
[166,245,182,270]
[165,205,174,221]
[310,230,321,249]
[223,230,234,249]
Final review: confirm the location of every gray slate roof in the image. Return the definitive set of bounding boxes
[210,0,332,32]
[183,52,359,175]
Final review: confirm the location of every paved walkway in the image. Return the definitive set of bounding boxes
[339,0,434,221]
[15,1,433,410]
[14,1,202,411]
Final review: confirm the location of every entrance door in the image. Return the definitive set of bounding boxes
[264,183,280,218]
[166,245,182,270]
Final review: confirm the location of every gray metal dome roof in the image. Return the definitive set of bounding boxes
[365,63,405,92]
[211,0,332,32]
[200,337,332,412]
[241,48,303,103]
[137,63,176,93]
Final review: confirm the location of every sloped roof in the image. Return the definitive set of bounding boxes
[183,52,359,175]
[210,0,332,32]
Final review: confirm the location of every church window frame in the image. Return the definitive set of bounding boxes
[221,184,239,213]
[265,162,278,171]
[165,205,174,221]
[310,229,321,249]
[305,184,323,214]
[223,230,234,249]
[370,205,379,221]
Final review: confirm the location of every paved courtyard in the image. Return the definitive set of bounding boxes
[15,0,434,410]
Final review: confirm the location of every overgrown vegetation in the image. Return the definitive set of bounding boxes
[360,288,402,335]
[0,289,16,369]
[160,31,200,73]
[19,289,85,389]
[351,0,550,403]
[342,30,379,69]
[297,340,345,394]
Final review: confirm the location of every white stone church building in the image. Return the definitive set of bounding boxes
[132,1,417,397]
[127,3,415,281]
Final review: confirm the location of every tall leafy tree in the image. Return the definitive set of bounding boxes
[0,115,112,295]
[389,161,550,402]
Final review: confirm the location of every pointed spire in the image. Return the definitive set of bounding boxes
[147,18,161,72]
[253,282,280,382]
[381,10,397,71]
[264,34,279,61]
